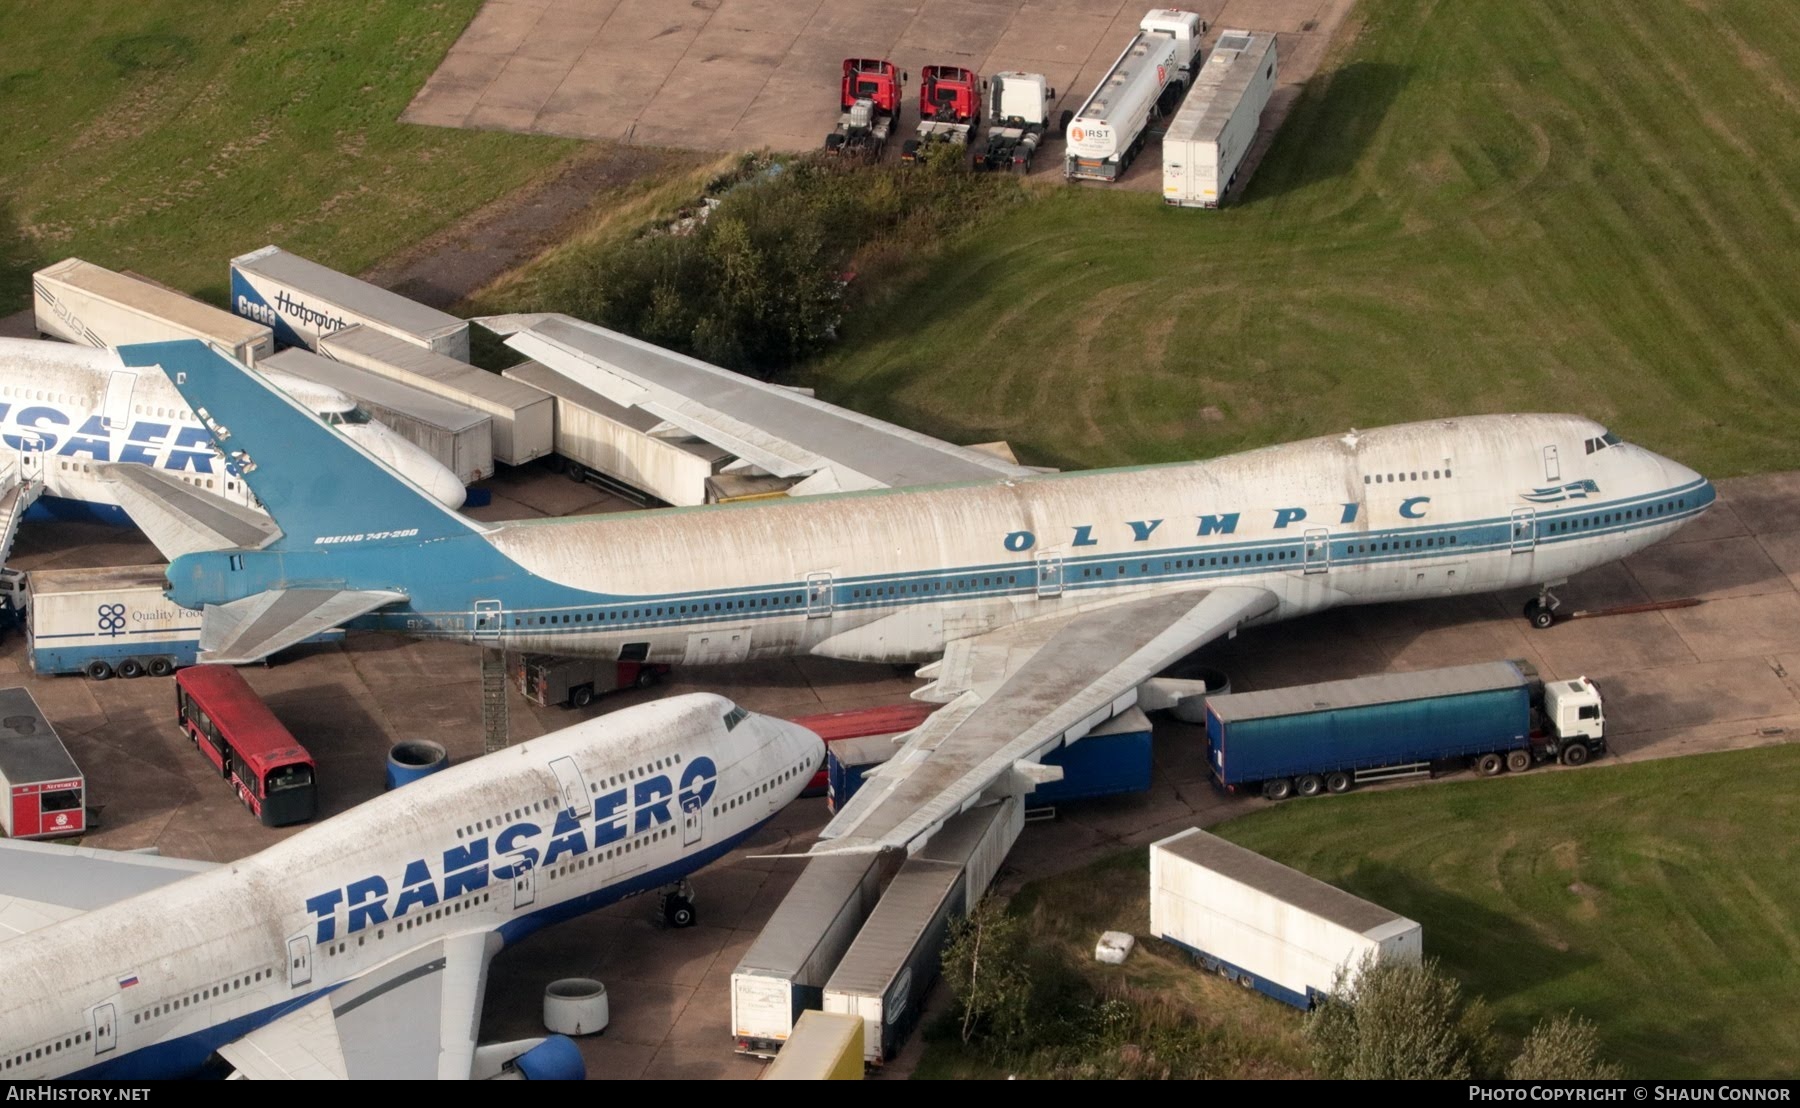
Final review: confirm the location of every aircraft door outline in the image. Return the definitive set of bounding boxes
[473,599,502,641]
[286,934,313,988]
[1035,551,1064,598]
[548,756,593,819]
[513,859,537,909]
[1543,445,1561,482]
[683,795,704,847]
[805,572,834,619]
[1302,528,1331,575]
[90,1002,116,1056]
[15,431,45,481]
[1510,508,1537,553]
[102,371,136,432]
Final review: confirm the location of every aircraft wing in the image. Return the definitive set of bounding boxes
[481,313,1041,493]
[198,588,405,664]
[98,463,280,559]
[0,840,214,942]
[218,930,502,1080]
[814,587,1278,855]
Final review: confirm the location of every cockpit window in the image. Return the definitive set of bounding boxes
[722,705,750,732]
[1601,431,1621,447]
[1584,432,1623,455]
[317,407,374,426]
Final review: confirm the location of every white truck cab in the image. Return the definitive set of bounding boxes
[1543,676,1605,742]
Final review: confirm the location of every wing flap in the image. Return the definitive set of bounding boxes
[97,463,279,559]
[200,588,403,664]
[817,587,1277,854]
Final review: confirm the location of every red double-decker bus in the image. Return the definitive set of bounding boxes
[175,665,316,827]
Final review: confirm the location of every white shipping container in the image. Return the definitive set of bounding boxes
[1150,828,1421,1008]
[33,259,274,364]
[262,348,495,483]
[230,245,470,359]
[320,326,553,465]
[731,852,886,1055]
[1163,30,1279,207]
[502,359,730,507]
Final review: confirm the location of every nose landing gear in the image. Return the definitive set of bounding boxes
[1524,585,1561,630]
[660,879,697,928]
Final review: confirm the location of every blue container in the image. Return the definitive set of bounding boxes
[386,740,450,790]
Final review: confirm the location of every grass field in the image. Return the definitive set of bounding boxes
[1208,744,1800,1078]
[804,0,1800,479]
[0,1,577,313]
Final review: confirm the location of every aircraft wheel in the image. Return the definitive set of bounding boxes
[1474,752,1504,777]
[1262,778,1293,801]
[1295,774,1324,798]
[1325,772,1352,794]
[118,658,145,679]
[1505,749,1532,774]
[85,660,113,681]
[569,685,595,709]
[663,896,696,929]
[1561,743,1591,767]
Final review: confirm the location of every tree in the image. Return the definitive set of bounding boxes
[1507,1013,1625,1080]
[940,895,1033,1047]
[1307,954,1499,1079]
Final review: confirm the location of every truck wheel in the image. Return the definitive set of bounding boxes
[1474,752,1504,777]
[635,667,659,690]
[1262,778,1293,801]
[570,685,595,709]
[118,658,145,679]
[1561,743,1591,767]
[1296,774,1324,798]
[85,660,113,681]
[543,455,567,475]
[149,657,176,678]
[1325,772,1351,794]
[1505,749,1532,773]
[565,462,587,484]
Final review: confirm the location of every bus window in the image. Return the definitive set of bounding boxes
[38,789,82,812]
[174,666,317,827]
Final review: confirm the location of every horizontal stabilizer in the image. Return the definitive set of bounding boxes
[98,464,279,559]
[201,588,404,664]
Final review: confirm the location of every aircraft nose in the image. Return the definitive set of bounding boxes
[787,720,826,773]
[1656,453,1715,513]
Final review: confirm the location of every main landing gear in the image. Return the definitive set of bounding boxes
[660,879,697,929]
[1523,585,1561,630]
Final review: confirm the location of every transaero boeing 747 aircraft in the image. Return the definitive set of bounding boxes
[114,336,1713,859]
[0,694,823,1079]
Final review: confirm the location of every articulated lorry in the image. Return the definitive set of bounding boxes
[1206,661,1606,800]
[1065,8,1205,181]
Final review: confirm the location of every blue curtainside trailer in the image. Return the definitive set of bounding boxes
[1206,661,1606,800]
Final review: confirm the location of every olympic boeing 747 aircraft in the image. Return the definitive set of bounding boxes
[0,693,823,1079]
[111,335,1713,859]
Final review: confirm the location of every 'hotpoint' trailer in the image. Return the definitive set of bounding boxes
[230,245,471,360]
[0,687,85,839]
[33,258,274,364]
[1064,8,1205,181]
[1150,828,1421,1008]
[1162,30,1279,207]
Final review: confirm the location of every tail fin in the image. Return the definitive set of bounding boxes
[116,340,482,551]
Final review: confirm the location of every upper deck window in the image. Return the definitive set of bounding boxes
[722,705,750,731]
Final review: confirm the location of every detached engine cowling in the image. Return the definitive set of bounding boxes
[474,1035,586,1080]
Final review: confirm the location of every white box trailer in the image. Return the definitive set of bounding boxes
[823,798,1021,1064]
[262,347,494,483]
[25,564,203,680]
[33,258,275,364]
[1163,30,1278,208]
[1065,9,1205,181]
[731,853,886,1056]
[1149,828,1421,1009]
[229,244,470,360]
[502,358,730,507]
[320,326,553,466]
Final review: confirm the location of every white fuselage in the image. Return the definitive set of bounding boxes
[0,694,823,1079]
[0,338,465,512]
[389,414,1710,665]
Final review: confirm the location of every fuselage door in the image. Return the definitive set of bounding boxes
[1543,445,1561,482]
[513,858,537,910]
[16,430,45,480]
[102,371,136,432]
[548,755,593,819]
[90,1002,116,1056]
[683,794,704,847]
[1510,507,1537,553]
[286,934,313,989]
[473,599,502,641]
[1035,551,1064,598]
[805,572,834,619]
[1302,528,1331,575]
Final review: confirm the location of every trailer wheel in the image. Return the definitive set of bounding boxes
[85,660,113,681]
[1262,778,1293,801]
[570,685,595,709]
[1296,774,1324,798]
[565,462,587,484]
[1325,772,1352,794]
[1560,743,1591,767]
[149,657,176,678]
[635,667,659,690]
[1474,752,1504,777]
[117,658,145,679]
[1505,749,1532,773]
